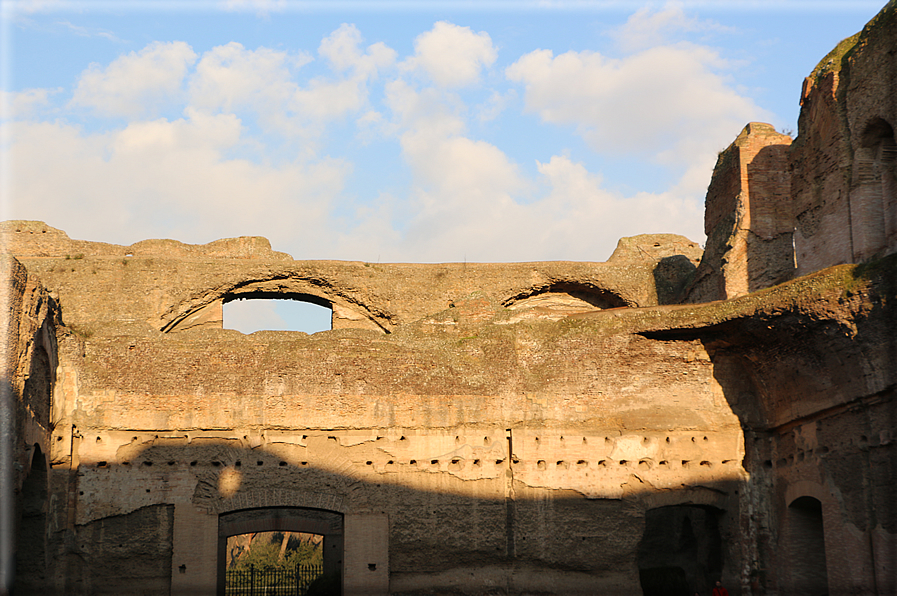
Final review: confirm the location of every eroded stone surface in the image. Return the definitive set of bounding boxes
[3,4,897,595]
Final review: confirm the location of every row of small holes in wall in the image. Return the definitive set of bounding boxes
[97,460,308,468]
[90,434,714,448]
[363,458,738,470]
[528,436,711,445]
[96,458,737,470]
[769,446,834,468]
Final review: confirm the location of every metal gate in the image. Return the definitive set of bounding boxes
[224,564,323,596]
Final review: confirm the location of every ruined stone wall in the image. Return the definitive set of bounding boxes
[792,1,897,275]
[692,2,897,301]
[4,4,897,595]
[43,264,745,596]
[674,15,897,592]
[685,123,793,303]
[2,224,753,596]
[648,254,897,596]
[8,217,894,596]
[0,256,57,594]
[0,222,701,337]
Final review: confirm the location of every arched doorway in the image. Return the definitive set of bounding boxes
[637,505,725,596]
[785,496,828,596]
[217,507,343,596]
[15,445,49,592]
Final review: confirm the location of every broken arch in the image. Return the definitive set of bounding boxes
[163,286,389,334]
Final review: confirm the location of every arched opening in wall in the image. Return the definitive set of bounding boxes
[637,505,724,596]
[15,445,48,592]
[223,296,332,335]
[217,507,343,596]
[23,344,52,428]
[502,282,628,322]
[785,496,828,596]
[225,530,324,595]
[852,118,897,260]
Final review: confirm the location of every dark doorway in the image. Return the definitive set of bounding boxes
[785,496,828,596]
[217,507,343,596]
[15,445,49,592]
[638,505,724,596]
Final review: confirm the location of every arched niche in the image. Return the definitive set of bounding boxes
[783,496,829,596]
[851,117,897,260]
[501,282,629,322]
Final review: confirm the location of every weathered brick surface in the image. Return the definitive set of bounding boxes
[4,4,897,595]
[686,123,793,303]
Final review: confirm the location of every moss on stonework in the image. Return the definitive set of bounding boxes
[810,32,860,81]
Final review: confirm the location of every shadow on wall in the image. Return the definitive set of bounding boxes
[653,256,698,305]
[639,253,897,596]
[19,439,749,596]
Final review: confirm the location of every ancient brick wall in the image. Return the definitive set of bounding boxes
[4,4,897,595]
[691,3,897,301]
[791,1,897,274]
[6,222,894,595]
[685,123,793,303]
[2,230,752,596]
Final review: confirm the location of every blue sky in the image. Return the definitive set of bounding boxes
[0,0,886,331]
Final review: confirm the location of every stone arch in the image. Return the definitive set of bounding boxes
[162,276,392,334]
[501,281,630,321]
[851,117,897,260]
[640,487,729,512]
[217,506,344,596]
[785,479,828,507]
[211,489,348,516]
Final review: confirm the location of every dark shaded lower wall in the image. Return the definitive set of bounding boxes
[65,504,174,596]
[734,392,896,596]
[15,447,48,595]
[771,396,896,596]
[637,505,724,596]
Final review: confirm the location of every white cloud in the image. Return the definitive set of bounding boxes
[506,43,766,169]
[403,21,497,88]
[188,42,311,133]
[292,25,396,120]
[6,19,715,266]
[477,89,516,123]
[70,41,197,118]
[374,78,702,263]
[383,80,466,140]
[57,20,124,42]
[319,23,396,76]
[220,0,286,17]
[611,3,731,53]
[1,88,60,120]
[188,29,394,136]
[2,112,348,250]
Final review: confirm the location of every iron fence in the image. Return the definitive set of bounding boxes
[225,564,323,596]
